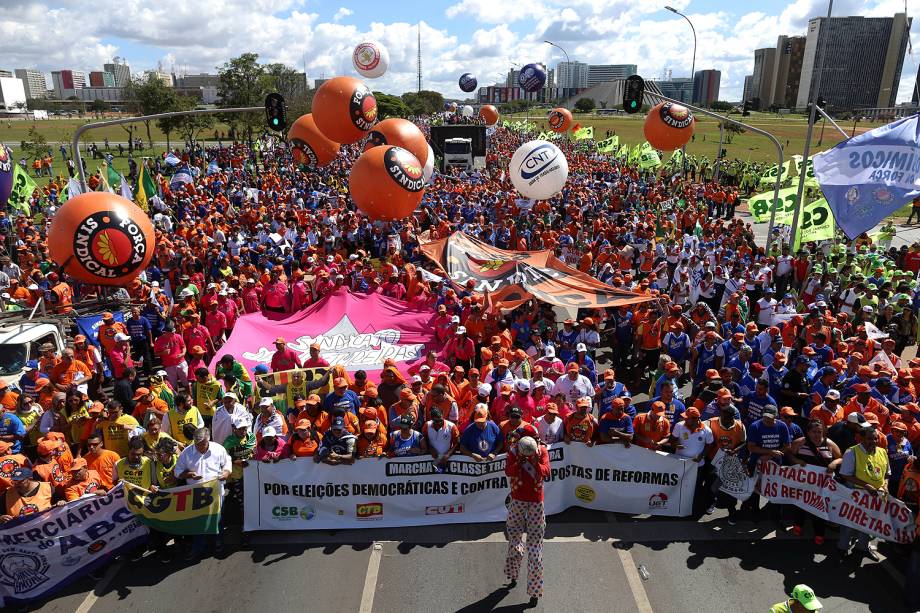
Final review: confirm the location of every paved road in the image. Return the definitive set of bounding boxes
[29,508,907,612]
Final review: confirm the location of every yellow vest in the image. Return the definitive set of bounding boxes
[168,406,202,444]
[154,454,179,489]
[853,444,888,489]
[115,456,154,489]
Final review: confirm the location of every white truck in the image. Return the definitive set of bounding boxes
[0,318,69,388]
[443,137,474,170]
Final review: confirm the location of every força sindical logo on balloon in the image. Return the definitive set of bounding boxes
[353,42,382,73]
[72,210,150,279]
[384,147,425,192]
[349,86,378,132]
[547,110,566,130]
[518,143,559,181]
[290,137,319,166]
[659,102,693,129]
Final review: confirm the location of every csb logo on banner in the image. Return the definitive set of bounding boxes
[124,480,222,535]
[0,485,148,607]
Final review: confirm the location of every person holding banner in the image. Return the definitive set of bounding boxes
[785,420,842,545]
[837,423,889,561]
[504,435,551,605]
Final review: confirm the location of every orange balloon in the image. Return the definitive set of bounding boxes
[365,118,428,165]
[643,102,695,151]
[48,192,155,286]
[479,105,499,126]
[288,113,340,167]
[312,76,378,144]
[349,146,425,221]
[547,108,572,133]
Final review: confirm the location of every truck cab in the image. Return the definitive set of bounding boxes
[0,321,68,388]
[443,137,473,170]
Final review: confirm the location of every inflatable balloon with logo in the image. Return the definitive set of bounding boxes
[643,101,695,151]
[509,140,569,200]
[352,41,390,79]
[288,114,340,167]
[364,118,429,166]
[422,144,435,184]
[312,76,378,144]
[349,146,425,221]
[48,192,155,286]
[459,73,478,93]
[547,108,573,133]
[460,105,474,118]
[0,144,12,207]
[479,105,499,126]
[518,63,547,93]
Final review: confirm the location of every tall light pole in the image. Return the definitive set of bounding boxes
[665,6,697,176]
[544,40,571,95]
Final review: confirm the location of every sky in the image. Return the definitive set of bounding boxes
[0,0,917,102]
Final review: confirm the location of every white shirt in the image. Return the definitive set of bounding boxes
[553,374,595,404]
[756,298,777,326]
[175,441,231,492]
[671,422,714,466]
[424,419,456,456]
[535,415,564,444]
[212,402,252,448]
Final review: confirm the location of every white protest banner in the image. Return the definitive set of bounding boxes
[863,321,889,341]
[868,349,896,372]
[755,461,914,543]
[712,449,756,501]
[244,443,698,531]
[0,485,148,607]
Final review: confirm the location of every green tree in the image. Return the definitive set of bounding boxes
[374,92,410,119]
[574,97,596,112]
[123,74,181,149]
[724,122,744,144]
[401,90,445,115]
[176,101,215,149]
[156,94,196,150]
[503,99,532,114]
[709,100,733,112]
[21,126,49,160]
[217,53,266,145]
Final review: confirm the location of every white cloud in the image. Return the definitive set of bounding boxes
[333,7,353,22]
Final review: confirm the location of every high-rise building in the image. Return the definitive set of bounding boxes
[654,78,693,103]
[14,69,48,99]
[103,60,131,87]
[174,73,220,88]
[143,71,174,87]
[88,71,116,87]
[742,75,754,103]
[769,35,806,109]
[0,71,12,78]
[555,61,588,89]
[796,13,912,110]
[692,70,721,106]
[751,47,776,109]
[51,70,85,98]
[912,63,919,106]
[587,64,637,87]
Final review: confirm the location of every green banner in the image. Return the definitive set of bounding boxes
[7,164,35,216]
[747,186,800,223]
[794,198,835,250]
[596,135,619,153]
[638,142,661,169]
[573,125,594,140]
[792,155,819,186]
[758,160,793,184]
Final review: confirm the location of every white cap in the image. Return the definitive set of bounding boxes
[0,293,9,299]
[262,426,277,437]
[456,326,467,335]
[207,283,217,289]
[451,315,460,324]
[180,288,194,297]
[576,342,587,352]
[27,284,38,291]
[259,397,274,407]
[223,392,238,401]
[151,281,160,288]
[228,288,237,294]
[475,402,489,412]
[219,290,228,296]
[545,346,555,358]
[532,380,545,389]
[515,379,530,392]
[156,369,168,377]
[477,383,492,396]
[326,255,334,262]
[349,254,359,260]
[411,375,423,383]
[420,364,431,371]
[231,414,249,428]
[114,333,131,342]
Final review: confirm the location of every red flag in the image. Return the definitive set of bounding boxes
[571,122,582,133]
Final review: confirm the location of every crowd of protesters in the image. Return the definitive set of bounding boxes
[2,118,920,604]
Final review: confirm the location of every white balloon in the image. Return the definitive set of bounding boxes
[509,140,569,201]
[423,144,435,184]
[460,105,474,117]
[352,41,390,78]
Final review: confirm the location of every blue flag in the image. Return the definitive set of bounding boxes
[169,165,194,191]
[813,113,920,239]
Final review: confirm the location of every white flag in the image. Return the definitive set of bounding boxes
[119,175,133,201]
[66,177,83,200]
[868,349,896,372]
[864,321,889,340]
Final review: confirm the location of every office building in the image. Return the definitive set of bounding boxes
[104,61,131,88]
[587,64,637,87]
[796,13,912,110]
[692,70,721,106]
[75,87,123,102]
[143,71,173,87]
[912,63,919,105]
[555,61,589,89]
[655,78,693,103]
[51,70,85,98]
[742,75,754,103]
[751,47,776,109]
[0,71,11,78]
[15,69,48,99]
[0,77,27,110]
[89,71,116,87]
[769,35,806,109]
[174,73,220,88]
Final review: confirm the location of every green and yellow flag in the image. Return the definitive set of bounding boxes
[135,164,157,212]
[637,142,661,169]
[793,198,836,250]
[746,186,801,224]
[7,165,35,216]
[125,480,222,535]
[573,125,594,140]
[758,160,793,184]
[595,135,619,153]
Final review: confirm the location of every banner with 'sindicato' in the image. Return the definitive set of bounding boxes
[0,485,148,607]
[243,443,699,531]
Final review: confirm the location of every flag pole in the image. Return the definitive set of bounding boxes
[788,0,834,250]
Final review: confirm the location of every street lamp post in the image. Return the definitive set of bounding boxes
[665,5,697,177]
[544,40,571,98]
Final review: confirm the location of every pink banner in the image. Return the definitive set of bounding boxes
[213,288,438,381]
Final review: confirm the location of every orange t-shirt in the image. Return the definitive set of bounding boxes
[564,413,596,443]
[85,449,121,489]
[633,413,670,449]
[707,417,746,460]
[290,435,320,457]
[5,481,53,517]
[64,470,105,501]
[356,431,388,457]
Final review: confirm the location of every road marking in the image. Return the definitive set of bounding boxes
[616,547,654,613]
[359,542,383,613]
[74,559,124,613]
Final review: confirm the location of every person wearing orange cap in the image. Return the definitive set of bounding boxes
[63,457,106,502]
[838,383,888,430]
[97,311,129,358]
[459,404,502,460]
[356,419,388,458]
[289,419,321,458]
[0,440,29,496]
[563,397,597,446]
[270,337,303,372]
[598,398,633,446]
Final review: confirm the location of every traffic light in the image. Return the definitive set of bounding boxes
[742,100,752,117]
[265,93,287,132]
[623,75,644,114]
[816,96,826,109]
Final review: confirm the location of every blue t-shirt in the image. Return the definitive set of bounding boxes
[743,391,777,425]
[650,396,686,426]
[126,315,152,341]
[460,421,501,456]
[747,419,791,469]
[888,435,913,487]
[322,390,361,415]
[0,412,26,453]
[598,412,634,437]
